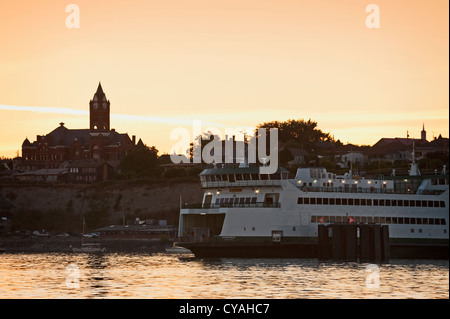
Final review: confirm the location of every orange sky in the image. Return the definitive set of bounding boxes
[0,0,448,158]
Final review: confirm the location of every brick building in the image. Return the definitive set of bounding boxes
[17,83,137,171]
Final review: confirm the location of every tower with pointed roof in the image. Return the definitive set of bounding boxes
[421,123,427,141]
[89,82,110,133]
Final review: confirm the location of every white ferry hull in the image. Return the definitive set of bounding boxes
[176,166,449,259]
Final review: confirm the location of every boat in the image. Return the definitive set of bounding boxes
[164,245,193,254]
[175,152,449,259]
[72,216,106,253]
[72,243,106,253]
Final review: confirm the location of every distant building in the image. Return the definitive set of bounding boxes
[365,124,448,163]
[64,160,115,183]
[13,168,68,183]
[287,148,309,165]
[16,83,137,172]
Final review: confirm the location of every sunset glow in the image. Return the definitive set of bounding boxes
[0,0,448,157]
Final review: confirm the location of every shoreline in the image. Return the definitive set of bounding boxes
[0,236,173,254]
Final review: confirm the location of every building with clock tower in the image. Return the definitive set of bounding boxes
[17,83,139,181]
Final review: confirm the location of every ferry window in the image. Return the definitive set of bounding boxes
[243,174,251,180]
[330,216,336,223]
[405,217,410,224]
[245,197,251,204]
[392,200,397,207]
[398,217,403,224]
[239,198,245,204]
[379,200,385,206]
[422,200,427,207]
[418,229,422,233]
[293,226,296,231]
[252,227,255,231]
[251,197,257,204]
[236,174,243,181]
[392,217,397,224]
[367,217,373,224]
[311,198,316,205]
[355,199,360,205]
[304,198,310,205]
[317,198,322,205]
[336,198,341,205]
[229,174,235,182]
[324,216,329,223]
[410,229,414,233]
[380,217,386,224]
[398,200,403,207]
[440,201,445,208]
[429,218,435,225]
[311,215,317,223]
[220,198,224,205]
[298,198,303,204]
[361,199,366,206]
[386,217,391,224]
[386,200,391,206]
[335,216,343,222]
[221,174,228,181]
[348,198,354,205]
[224,198,229,204]
[423,218,429,225]
[440,218,446,225]
[260,174,268,180]
[234,198,239,204]
[374,199,379,206]
[433,201,439,208]
[410,200,415,207]
[360,216,367,223]
[374,217,380,224]
[330,198,335,205]
[416,200,421,207]
[410,218,416,224]
[342,198,348,205]
[251,174,259,180]
[416,218,422,224]
[323,198,329,205]
[403,200,409,207]
[215,198,220,205]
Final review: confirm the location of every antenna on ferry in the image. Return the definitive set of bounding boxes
[409,140,421,176]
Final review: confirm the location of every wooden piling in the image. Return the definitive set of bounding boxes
[344,225,357,261]
[332,224,343,260]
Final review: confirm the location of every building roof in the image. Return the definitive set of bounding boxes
[66,160,112,168]
[13,169,68,176]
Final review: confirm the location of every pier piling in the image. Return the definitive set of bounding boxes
[317,223,390,262]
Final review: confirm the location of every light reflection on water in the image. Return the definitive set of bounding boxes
[0,253,448,299]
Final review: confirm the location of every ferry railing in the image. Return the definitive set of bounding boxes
[201,180,282,188]
[182,202,281,209]
[296,186,427,195]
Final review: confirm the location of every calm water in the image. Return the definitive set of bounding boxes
[0,253,448,299]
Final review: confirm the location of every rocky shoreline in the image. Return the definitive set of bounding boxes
[0,236,173,254]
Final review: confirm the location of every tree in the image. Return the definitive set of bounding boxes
[119,143,159,178]
[257,119,333,151]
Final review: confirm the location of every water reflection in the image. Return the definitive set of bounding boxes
[0,253,447,299]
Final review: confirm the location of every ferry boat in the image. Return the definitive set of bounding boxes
[175,158,449,259]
